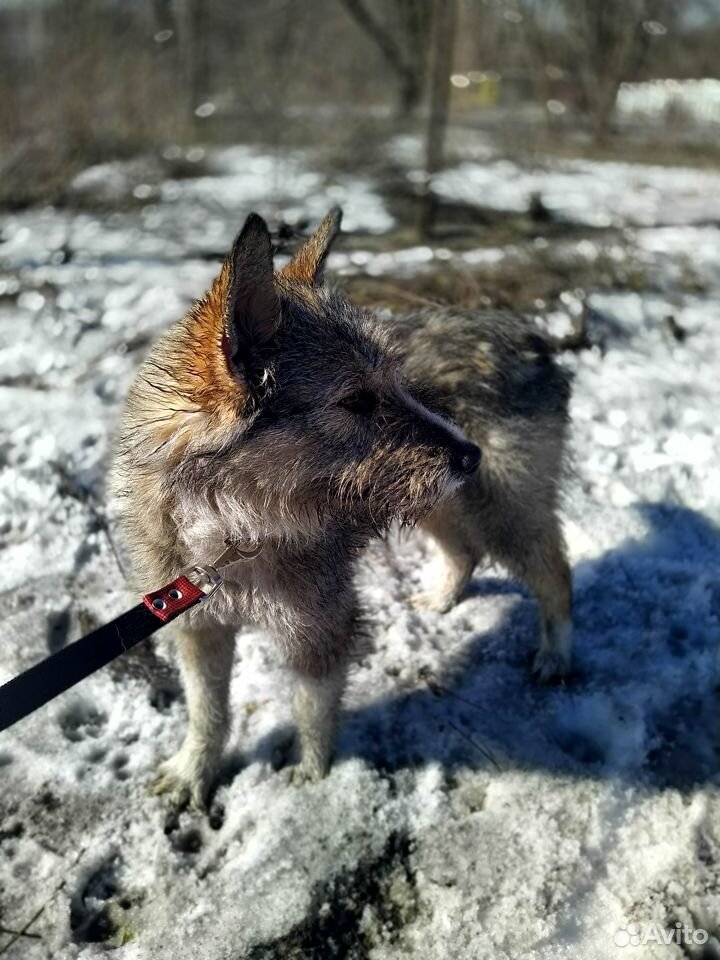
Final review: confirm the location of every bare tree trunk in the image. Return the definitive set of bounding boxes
[417,0,458,240]
[337,0,421,115]
[519,7,559,134]
[28,3,46,65]
[589,77,623,144]
[151,0,186,139]
[519,0,661,146]
[180,0,209,128]
[568,0,649,144]
[395,0,432,114]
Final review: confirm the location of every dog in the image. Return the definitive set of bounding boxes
[111,208,571,808]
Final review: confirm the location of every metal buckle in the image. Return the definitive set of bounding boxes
[231,541,264,561]
[212,538,263,568]
[183,564,224,601]
[179,538,263,602]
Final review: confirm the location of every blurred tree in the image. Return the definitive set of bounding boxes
[417,0,458,238]
[337,0,432,114]
[2,0,719,212]
[180,0,211,125]
[519,0,670,142]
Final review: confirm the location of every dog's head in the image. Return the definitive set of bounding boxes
[130,210,480,536]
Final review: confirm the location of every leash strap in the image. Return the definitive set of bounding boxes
[0,540,261,733]
[0,574,207,733]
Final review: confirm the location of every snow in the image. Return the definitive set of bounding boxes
[1,145,720,959]
[618,79,720,127]
[433,157,720,228]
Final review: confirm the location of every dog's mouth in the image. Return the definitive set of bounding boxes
[319,458,462,531]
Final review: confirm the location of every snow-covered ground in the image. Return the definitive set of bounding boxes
[618,79,720,128]
[1,144,719,959]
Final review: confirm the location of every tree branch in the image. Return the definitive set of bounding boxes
[337,0,416,93]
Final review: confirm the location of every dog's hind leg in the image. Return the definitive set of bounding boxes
[425,478,573,681]
[413,497,478,613]
[153,621,236,809]
[485,516,573,682]
[522,531,573,682]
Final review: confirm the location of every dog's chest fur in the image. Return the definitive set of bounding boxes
[172,491,366,632]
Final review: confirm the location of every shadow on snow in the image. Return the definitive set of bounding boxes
[249,501,720,791]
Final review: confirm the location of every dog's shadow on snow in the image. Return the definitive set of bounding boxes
[252,501,720,791]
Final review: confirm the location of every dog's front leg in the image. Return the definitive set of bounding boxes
[277,592,353,784]
[290,664,348,783]
[153,621,236,809]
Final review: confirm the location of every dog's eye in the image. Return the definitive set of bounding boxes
[339,388,377,417]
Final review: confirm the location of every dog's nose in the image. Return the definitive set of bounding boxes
[451,441,482,476]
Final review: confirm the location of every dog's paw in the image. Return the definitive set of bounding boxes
[151,751,214,812]
[532,649,571,685]
[410,589,456,614]
[282,759,327,787]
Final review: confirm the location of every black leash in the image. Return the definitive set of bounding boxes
[0,540,260,733]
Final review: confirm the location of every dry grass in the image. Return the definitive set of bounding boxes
[339,242,652,315]
[497,124,720,171]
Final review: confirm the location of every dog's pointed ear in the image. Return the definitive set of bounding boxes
[279,206,342,287]
[222,213,279,383]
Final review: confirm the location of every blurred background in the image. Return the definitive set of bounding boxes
[2,5,720,956]
[2,0,720,549]
[0,0,718,524]
[3,0,720,197]
[2,0,720,315]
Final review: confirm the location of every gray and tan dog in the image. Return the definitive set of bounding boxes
[111,208,571,808]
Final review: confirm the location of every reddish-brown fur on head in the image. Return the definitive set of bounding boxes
[151,208,342,427]
[113,209,480,579]
[110,206,571,805]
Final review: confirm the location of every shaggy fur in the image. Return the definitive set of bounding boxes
[111,208,571,808]
[398,310,572,677]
